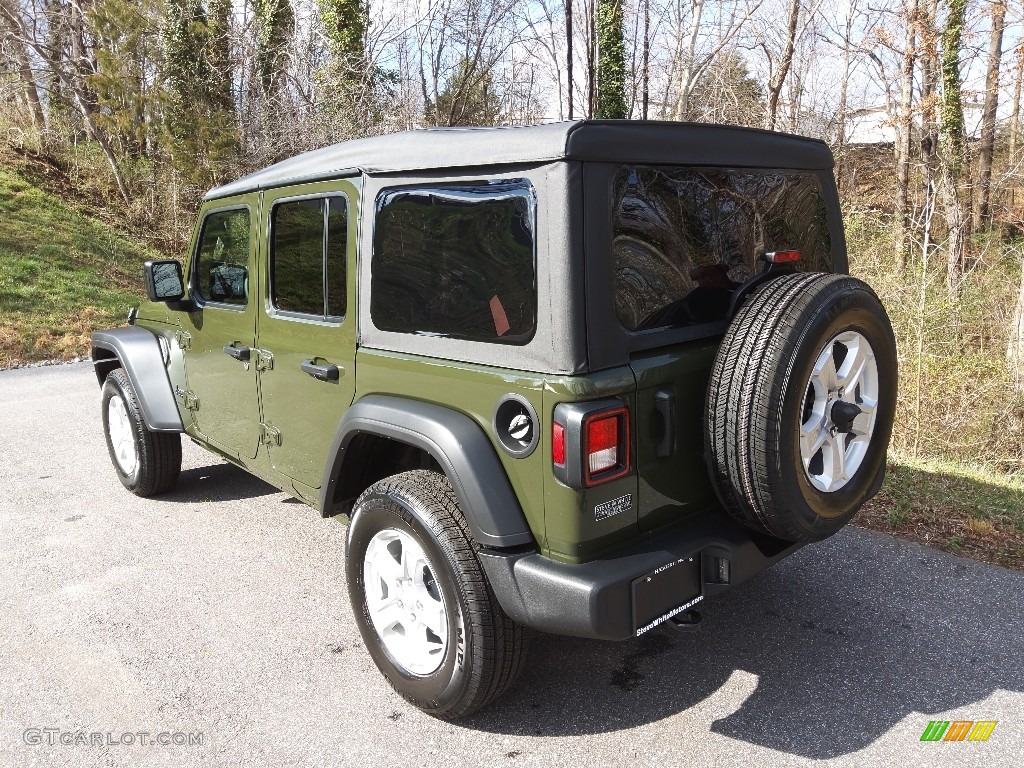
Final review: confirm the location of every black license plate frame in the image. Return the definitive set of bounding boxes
[632,555,703,636]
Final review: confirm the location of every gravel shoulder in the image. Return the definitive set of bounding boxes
[1,362,1022,767]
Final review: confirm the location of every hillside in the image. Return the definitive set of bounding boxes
[0,154,159,367]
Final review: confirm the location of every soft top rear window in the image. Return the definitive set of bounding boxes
[371,180,536,345]
[613,166,832,333]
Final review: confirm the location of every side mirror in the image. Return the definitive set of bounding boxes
[144,260,185,303]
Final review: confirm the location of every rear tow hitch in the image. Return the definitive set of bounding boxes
[668,610,702,631]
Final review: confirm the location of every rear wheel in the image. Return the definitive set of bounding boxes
[101,368,181,496]
[705,273,897,543]
[345,470,527,719]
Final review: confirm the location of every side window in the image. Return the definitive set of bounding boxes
[371,180,536,344]
[271,196,348,320]
[326,198,347,317]
[194,208,251,306]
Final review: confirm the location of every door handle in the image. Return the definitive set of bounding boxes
[301,360,340,382]
[654,389,676,458]
[223,344,250,361]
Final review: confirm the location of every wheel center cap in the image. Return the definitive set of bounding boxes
[829,400,862,434]
[398,585,417,624]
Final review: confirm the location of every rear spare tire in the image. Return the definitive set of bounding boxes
[705,273,897,543]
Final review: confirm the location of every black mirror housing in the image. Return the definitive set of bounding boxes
[144,260,185,303]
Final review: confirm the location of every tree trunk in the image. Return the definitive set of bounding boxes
[68,0,96,126]
[586,1,595,117]
[974,1,1006,230]
[1009,46,1024,161]
[566,0,573,119]
[208,0,235,115]
[766,0,801,131]
[14,33,46,130]
[641,0,649,120]
[920,0,939,173]
[1008,265,1024,393]
[939,0,967,296]
[834,5,854,196]
[595,0,627,118]
[896,0,919,271]
[939,174,966,294]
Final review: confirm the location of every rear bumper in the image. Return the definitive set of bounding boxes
[478,509,803,641]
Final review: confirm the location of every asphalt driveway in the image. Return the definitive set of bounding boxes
[1,362,1021,766]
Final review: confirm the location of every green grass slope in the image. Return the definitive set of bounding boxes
[0,164,157,366]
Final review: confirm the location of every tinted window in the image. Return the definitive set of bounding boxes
[273,199,325,315]
[271,196,348,319]
[326,198,347,318]
[613,167,832,332]
[194,208,251,306]
[371,181,536,344]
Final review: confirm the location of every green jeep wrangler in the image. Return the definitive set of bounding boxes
[92,121,897,719]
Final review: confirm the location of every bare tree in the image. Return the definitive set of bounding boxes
[515,0,568,119]
[0,0,130,201]
[822,0,872,194]
[412,0,526,126]
[0,0,45,131]
[974,0,1006,229]
[765,0,801,130]
[665,0,761,121]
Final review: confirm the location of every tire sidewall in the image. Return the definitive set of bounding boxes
[775,286,898,537]
[101,373,143,491]
[346,489,472,712]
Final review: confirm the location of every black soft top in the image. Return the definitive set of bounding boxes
[205,120,834,201]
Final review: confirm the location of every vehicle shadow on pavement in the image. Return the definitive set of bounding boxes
[464,527,1024,759]
[163,463,280,503]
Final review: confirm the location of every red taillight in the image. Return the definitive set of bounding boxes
[587,416,619,473]
[764,249,801,264]
[583,408,629,485]
[552,422,566,466]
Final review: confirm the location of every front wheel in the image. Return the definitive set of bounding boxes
[101,368,181,496]
[345,470,527,719]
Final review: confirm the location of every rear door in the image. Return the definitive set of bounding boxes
[607,165,837,532]
[255,180,358,495]
[629,342,721,532]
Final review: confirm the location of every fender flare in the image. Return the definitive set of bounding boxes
[91,327,184,433]
[320,395,534,549]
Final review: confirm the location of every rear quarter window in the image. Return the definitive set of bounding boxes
[371,180,536,345]
[613,167,832,333]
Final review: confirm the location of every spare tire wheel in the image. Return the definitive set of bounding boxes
[705,273,897,543]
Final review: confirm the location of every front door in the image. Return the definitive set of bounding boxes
[255,180,358,492]
[181,198,261,460]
